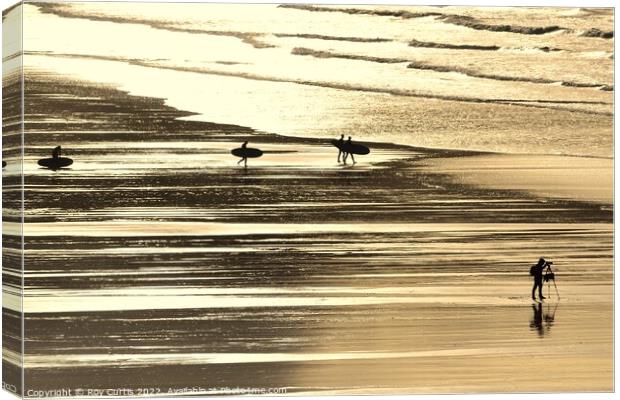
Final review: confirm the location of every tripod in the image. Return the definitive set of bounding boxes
[544,265,560,299]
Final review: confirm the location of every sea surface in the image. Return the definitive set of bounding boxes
[18,2,614,156]
[1,2,614,396]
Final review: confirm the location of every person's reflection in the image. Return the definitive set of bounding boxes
[529,303,558,337]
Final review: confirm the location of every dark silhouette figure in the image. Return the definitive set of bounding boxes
[232,141,262,169]
[529,302,558,337]
[237,141,248,168]
[336,134,345,163]
[531,258,547,301]
[530,303,544,336]
[37,146,73,170]
[342,136,356,165]
[52,146,62,159]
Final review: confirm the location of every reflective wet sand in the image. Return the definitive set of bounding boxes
[1,71,612,394]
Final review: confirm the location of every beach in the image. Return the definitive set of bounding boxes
[1,71,613,394]
[2,3,614,396]
[420,154,613,204]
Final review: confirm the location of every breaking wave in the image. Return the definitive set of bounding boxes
[280,4,566,36]
[283,6,612,41]
[409,39,565,53]
[409,39,500,51]
[279,4,443,19]
[288,47,610,91]
[292,47,408,63]
[406,61,611,90]
[275,33,391,43]
[437,15,563,35]
[409,40,564,53]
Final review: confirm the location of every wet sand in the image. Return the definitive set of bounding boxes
[2,72,613,395]
[420,153,613,204]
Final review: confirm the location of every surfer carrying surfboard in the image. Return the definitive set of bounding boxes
[231,141,263,168]
[237,141,249,168]
[343,137,356,165]
[331,136,370,165]
[336,134,345,163]
[38,146,73,170]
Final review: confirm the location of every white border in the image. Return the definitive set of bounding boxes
[0,1,616,400]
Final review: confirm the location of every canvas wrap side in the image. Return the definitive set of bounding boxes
[2,2,25,397]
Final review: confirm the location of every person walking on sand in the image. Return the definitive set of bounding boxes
[232,141,262,169]
[530,258,548,301]
[237,141,249,168]
[342,136,356,165]
[52,145,62,159]
[336,134,345,163]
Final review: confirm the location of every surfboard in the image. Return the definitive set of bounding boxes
[331,139,345,150]
[38,157,73,169]
[231,148,263,158]
[2,161,6,168]
[341,142,370,155]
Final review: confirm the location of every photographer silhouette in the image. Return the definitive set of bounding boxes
[530,258,552,301]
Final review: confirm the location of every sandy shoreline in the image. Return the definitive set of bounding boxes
[6,70,611,208]
[419,153,613,205]
[2,72,613,394]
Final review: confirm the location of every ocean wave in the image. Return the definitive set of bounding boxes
[409,39,563,53]
[437,15,563,35]
[27,51,611,116]
[35,3,274,49]
[292,47,408,63]
[580,28,614,39]
[407,61,611,91]
[409,39,500,51]
[291,47,610,91]
[279,4,443,19]
[275,33,391,43]
[279,4,566,36]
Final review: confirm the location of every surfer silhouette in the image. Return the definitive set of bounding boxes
[231,141,262,169]
[336,134,345,163]
[52,146,62,159]
[38,146,73,170]
[531,258,547,301]
[237,141,249,168]
[342,136,356,165]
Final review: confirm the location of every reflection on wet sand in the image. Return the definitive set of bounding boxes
[2,71,612,395]
[530,302,558,337]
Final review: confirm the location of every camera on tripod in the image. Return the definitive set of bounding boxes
[543,261,555,282]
